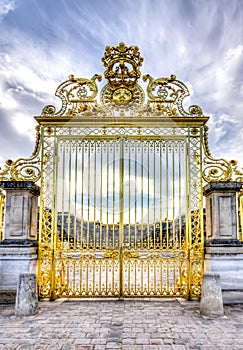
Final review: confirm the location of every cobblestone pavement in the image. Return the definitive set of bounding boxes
[0,299,243,349]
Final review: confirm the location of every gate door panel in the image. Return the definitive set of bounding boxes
[122,137,188,297]
[55,137,122,297]
[38,125,203,299]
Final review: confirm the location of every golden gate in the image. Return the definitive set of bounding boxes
[35,43,206,299]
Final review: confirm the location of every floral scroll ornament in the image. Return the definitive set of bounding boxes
[41,74,106,117]
[133,74,203,117]
[202,125,243,183]
[0,126,41,182]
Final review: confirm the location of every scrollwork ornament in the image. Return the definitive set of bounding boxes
[202,125,233,182]
[189,105,202,115]
[142,74,203,117]
[0,126,41,182]
[41,74,102,117]
[230,160,243,183]
[42,105,56,116]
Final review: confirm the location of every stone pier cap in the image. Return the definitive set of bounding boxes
[203,181,242,196]
[0,181,40,195]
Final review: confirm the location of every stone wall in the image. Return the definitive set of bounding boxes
[0,181,39,303]
[204,182,243,303]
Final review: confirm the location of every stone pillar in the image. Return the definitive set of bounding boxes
[200,273,224,317]
[203,181,243,303]
[15,273,38,316]
[0,181,40,303]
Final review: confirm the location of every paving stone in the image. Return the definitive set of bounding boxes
[93,346,106,350]
[150,339,163,345]
[0,300,243,349]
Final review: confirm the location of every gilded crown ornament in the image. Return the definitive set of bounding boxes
[102,42,143,87]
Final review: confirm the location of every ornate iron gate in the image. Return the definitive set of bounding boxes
[36,43,207,299]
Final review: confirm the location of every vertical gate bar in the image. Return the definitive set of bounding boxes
[147,141,150,248]
[87,141,90,247]
[141,141,144,247]
[160,259,163,294]
[81,141,84,246]
[119,137,124,299]
[51,127,58,299]
[160,140,163,247]
[166,141,169,249]
[172,141,175,244]
[112,256,115,295]
[93,259,95,296]
[166,260,169,293]
[94,141,97,248]
[100,142,103,247]
[173,261,176,293]
[67,260,70,294]
[67,140,72,246]
[73,260,76,295]
[86,259,89,294]
[153,141,156,248]
[79,259,82,294]
[74,143,78,247]
[112,141,115,247]
[106,140,109,248]
[199,127,204,270]
[99,261,102,295]
[61,141,66,244]
[128,141,131,246]
[178,141,182,247]
[186,130,191,250]
[186,128,191,299]
[186,129,191,250]
[38,125,45,295]
[134,140,137,248]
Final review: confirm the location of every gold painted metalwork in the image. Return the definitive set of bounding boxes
[39,42,205,119]
[102,42,143,87]
[0,126,41,182]
[37,126,204,299]
[139,74,203,117]
[34,43,209,300]
[41,74,105,117]
[6,42,240,299]
[202,125,243,182]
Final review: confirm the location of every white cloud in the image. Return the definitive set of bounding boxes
[11,112,36,142]
[215,45,243,90]
[0,0,242,168]
[0,0,15,21]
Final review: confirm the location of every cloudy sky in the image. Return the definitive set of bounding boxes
[0,0,242,167]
